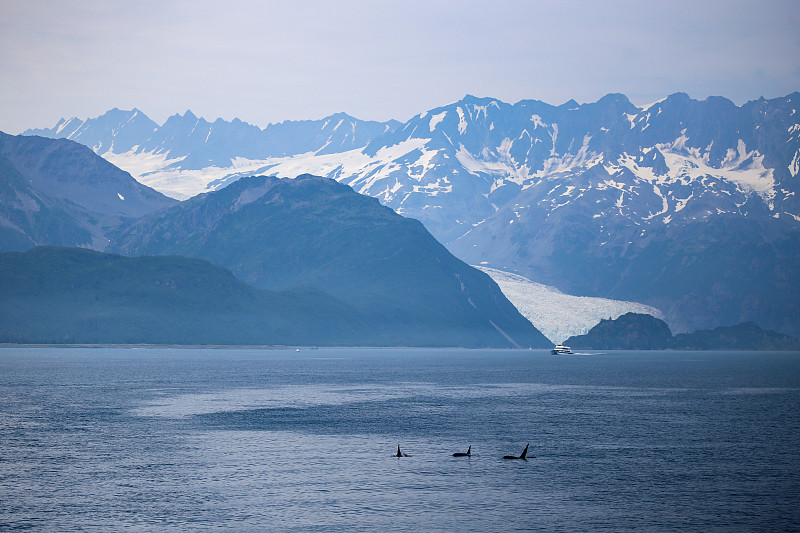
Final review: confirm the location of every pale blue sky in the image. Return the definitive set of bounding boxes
[1,0,798,133]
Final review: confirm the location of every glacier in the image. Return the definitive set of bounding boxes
[478,267,666,344]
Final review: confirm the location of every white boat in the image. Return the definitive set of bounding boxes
[551,344,573,354]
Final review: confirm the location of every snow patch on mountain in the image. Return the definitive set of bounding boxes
[457,143,522,179]
[263,139,433,199]
[429,112,447,132]
[261,148,366,179]
[613,139,776,204]
[457,107,467,134]
[102,149,278,200]
[103,149,186,178]
[530,115,547,129]
[456,138,601,187]
[478,266,666,344]
[640,97,667,112]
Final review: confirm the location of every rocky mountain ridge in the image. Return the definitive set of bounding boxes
[18,92,800,336]
[0,132,176,251]
[25,109,400,198]
[28,93,797,238]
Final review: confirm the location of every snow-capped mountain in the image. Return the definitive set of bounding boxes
[0,132,176,251]
[256,92,800,336]
[25,108,160,157]
[27,94,799,233]
[25,110,400,199]
[254,92,799,242]
[22,93,800,336]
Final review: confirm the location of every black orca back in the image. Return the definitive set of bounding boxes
[453,445,471,457]
[519,444,529,460]
[503,443,530,460]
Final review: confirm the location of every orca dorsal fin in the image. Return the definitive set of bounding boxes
[520,443,529,459]
[396,445,402,457]
[467,445,471,455]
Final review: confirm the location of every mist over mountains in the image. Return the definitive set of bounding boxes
[26,109,399,189]
[0,133,548,347]
[13,91,800,338]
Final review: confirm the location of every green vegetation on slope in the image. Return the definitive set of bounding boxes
[0,247,363,345]
[0,246,545,347]
[112,175,551,348]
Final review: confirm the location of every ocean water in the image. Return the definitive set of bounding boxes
[1,347,798,532]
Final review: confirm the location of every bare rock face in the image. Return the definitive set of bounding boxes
[0,132,176,251]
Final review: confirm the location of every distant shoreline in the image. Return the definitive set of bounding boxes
[1,344,799,352]
[0,343,337,350]
[0,344,529,350]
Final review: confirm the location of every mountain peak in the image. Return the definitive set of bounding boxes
[597,92,634,107]
[458,94,496,106]
[664,92,692,104]
[326,111,355,120]
[110,172,551,348]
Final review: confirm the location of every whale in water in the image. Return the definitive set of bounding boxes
[452,445,471,457]
[394,445,408,457]
[503,443,530,460]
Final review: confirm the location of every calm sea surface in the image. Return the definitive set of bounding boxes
[1,347,799,531]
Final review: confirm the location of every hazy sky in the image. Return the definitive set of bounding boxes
[1,0,798,133]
